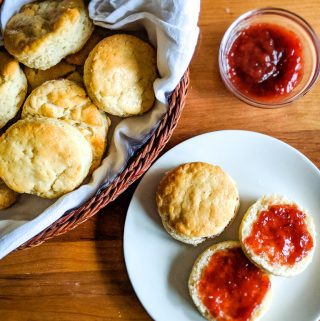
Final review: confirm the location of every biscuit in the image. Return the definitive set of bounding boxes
[84,34,157,116]
[189,241,272,321]
[4,0,93,70]
[66,32,103,66]
[156,162,240,245]
[24,61,76,89]
[0,180,19,210]
[0,51,27,129]
[22,79,110,173]
[0,118,92,199]
[239,195,316,277]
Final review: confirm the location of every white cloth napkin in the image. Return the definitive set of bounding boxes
[0,0,200,259]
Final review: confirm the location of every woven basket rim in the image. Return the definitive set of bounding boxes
[18,70,189,249]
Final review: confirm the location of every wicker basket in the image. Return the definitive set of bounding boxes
[18,70,189,249]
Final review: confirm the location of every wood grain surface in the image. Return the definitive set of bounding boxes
[1,0,319,320]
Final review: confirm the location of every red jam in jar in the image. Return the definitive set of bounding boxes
[227,23,304,101]
[244,204,314,266]
[198,247,271,321]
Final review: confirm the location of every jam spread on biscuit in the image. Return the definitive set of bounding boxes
[227,23,303,101]
[198,247,270,321]
[244,204,314,265]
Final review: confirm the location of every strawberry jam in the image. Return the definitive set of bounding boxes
[198,247,271,321]
[244,204,314,266]
[227,23,303,101]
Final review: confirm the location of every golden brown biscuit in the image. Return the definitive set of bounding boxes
[0,118,92,199]
[0,180,19,210]
[239,195,316,277]
[66,32,103,66]
[22,79,110,173]
[156,162,240,245]
[24,62,76,89]
[84,34,157,116]
[189,241,272,321]
[4,0,93,70]
[0,51,27,129]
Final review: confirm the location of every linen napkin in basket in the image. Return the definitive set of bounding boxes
[0,0,200,259]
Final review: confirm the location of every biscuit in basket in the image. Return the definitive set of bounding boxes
[0,118,92,199]
[156,162,240,245]
[0,51,27,129]
[239,195,316,277]
[24,62,76,89]
[0,180,19,210]
[84,34,157,116]
[4,0,93,70]
[22,79,110,173]
[189,241,272,321]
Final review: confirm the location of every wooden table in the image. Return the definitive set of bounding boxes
[1,0,319,320]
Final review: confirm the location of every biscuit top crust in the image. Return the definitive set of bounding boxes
[156,162,239,238]
[22,79,104,127]
[0,118,92,198]
[0,51,27,130]
[84,34,157,116]
[0,51,20,84]
[4,0,84,55]
[22,79,109,172]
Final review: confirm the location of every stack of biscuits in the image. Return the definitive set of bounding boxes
[0,0,158,207]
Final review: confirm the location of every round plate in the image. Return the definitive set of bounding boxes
[124,130,320,321]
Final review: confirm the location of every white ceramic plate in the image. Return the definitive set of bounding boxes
[123,130,320,321]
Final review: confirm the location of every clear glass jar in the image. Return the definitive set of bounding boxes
[219,8,320,108]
